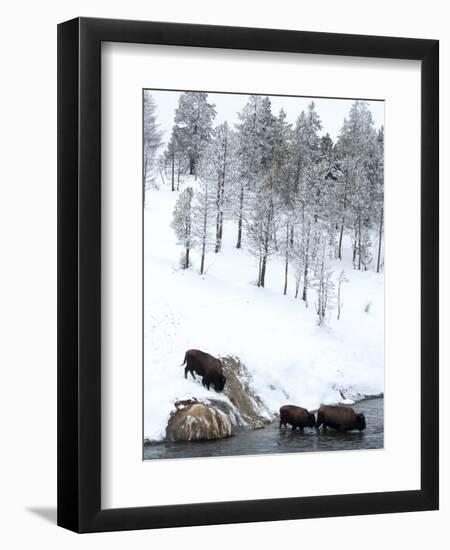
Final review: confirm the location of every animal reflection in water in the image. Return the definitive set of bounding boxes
[180,349,367,433]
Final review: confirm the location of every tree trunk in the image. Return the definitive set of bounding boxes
[295,274,300,299]
[302,264,308,304]
[218,128,227,251]
[171,149,175,192]
[357,217,362,271]
[302,230,310,305]
[236,184,244,249]
[283,224,289,295]
[215,145,226,253]
[144,151,148,193]
[257,249,262,287]
[352,225,357,266]
[218,209,223,250]
[338,218,345,259]
[376,206,384,273]
[158,165,165,188]
[260,253,267,288]
[200,198,208,275]
[338,176,348,259]
[215,175,221,253]
[185,191,192,269]
[200,239,206,274]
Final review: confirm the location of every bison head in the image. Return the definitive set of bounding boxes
[307,413,316,428]
[356,413,366,431]
[214,374,226,392]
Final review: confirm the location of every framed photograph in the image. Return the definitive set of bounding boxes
[57,17,439,532]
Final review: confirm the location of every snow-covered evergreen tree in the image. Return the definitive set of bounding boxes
[312,239,335,326]
[193,148,221,274]
[234,95,276,250]
[335,100,378,270]
[271,109,293,294]
[159,92,383,325]
[174,92,216,178]
[163,128,188,192]
[143,92,162,196]
[171,187,194,269]
[205,122,238,253]
[245,183,282,287]
[239,96,284,287]
[288,102,323,304]
[370,127,384,272]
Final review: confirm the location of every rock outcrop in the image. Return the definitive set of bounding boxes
[221,356,272,429]
[166,401,233,442]
[164,356,273,442]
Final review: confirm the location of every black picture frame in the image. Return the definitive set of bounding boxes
[57,16,439,533]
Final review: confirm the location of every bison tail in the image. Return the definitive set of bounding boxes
[180,352,187,367]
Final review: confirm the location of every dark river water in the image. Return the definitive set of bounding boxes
[144,397,383,460]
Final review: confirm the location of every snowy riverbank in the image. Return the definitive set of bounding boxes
[144,186,384,442]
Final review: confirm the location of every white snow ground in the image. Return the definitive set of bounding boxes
[144,183,384,441]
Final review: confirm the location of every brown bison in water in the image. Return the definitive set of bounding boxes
[316,405,366,432]
[279,405,316,431]
[182,349,226,392]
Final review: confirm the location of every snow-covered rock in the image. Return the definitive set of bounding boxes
[166,401,233,442]
[221,356,272,428]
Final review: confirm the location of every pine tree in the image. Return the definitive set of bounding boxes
[171,187,194,269]
[206,122,238,253]
[272,109,293,295]
[174,92,216,178]
[193,146,221,274]
[312,239,335,326]
[164,127,188,192]
[335,101,378,269]
[240,97,282,286]
[289,102,323,304]
[234,95,275,249]
[370,127,384,272]
[143,92,162,197]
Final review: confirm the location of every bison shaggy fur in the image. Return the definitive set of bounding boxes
[279,405,316,431]
[316,405,366,432]
[182,349,226,392]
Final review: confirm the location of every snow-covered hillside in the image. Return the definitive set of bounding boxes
[144,185,384,442]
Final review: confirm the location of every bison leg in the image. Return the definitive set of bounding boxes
[315,413,323,430]
[185,366,196,380]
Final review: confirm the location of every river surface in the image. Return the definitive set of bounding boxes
[144,397,383,460]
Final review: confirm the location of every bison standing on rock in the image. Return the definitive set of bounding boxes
[182,349,226,392]
[316,405,366,432]
[279,405,316,431]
